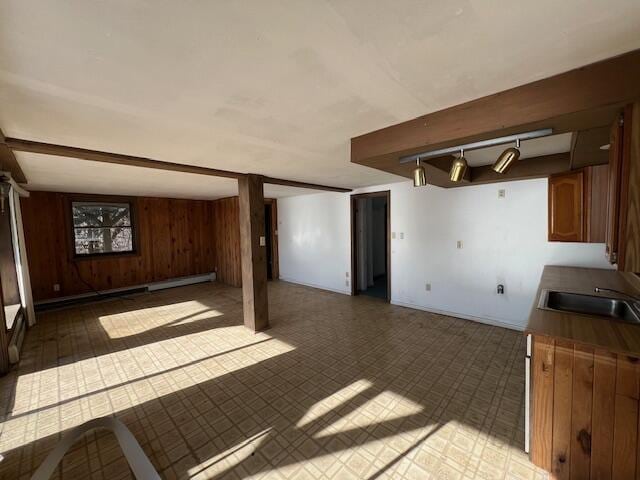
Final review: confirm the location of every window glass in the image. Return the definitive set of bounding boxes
[72,202,134,255]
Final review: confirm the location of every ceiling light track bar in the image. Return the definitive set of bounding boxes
[399,128,553,164]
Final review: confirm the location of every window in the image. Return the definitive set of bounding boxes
[71,201,135,256]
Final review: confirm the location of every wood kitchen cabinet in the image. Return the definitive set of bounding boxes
[530,335,640,479]
[548,171,585,242]
[606,103,640,271]
[548,166,608,243]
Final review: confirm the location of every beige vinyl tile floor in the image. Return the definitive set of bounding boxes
[0,281,548,479]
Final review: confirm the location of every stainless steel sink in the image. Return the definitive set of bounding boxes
[538,289,640,324]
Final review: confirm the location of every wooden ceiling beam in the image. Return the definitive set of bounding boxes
[351,49,640,179]
[0,129,27,183]
[262,176,351,193]
[3,136,351,193]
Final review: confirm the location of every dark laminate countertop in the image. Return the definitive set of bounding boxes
[525,265,640,356]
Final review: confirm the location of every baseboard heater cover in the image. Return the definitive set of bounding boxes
[35,272,216,311]
[147,272,215,291]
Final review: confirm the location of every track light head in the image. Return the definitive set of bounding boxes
[413,158,427,187]
[449,149,468,182]
[492,139,521,174]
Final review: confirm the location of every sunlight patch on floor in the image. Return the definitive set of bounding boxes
[315,390,424,438]
[98,300,225,338]
[296,379,373,429]
[0,333,294,453]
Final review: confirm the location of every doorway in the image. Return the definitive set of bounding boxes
[350,191,390,301]
[264,199,279,280]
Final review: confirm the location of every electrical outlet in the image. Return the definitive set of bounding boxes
[259,236,266,247]
[346,272,349,278]
[425,283,431,292]
[498,189,506,198]
[400,232,405,240]
[345,280,350,287]
[457,240,463,249]
[53,283,60,292]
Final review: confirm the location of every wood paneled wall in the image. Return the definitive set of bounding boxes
[21,192,224,301]
[531,335,640,479]
[211,197,242,287]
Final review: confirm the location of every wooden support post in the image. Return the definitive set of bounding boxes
[238,174,269,331]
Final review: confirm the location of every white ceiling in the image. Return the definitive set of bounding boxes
[1,1,639,199]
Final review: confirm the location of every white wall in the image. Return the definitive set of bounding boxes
[277,192,351,294]
[278,178,614,330]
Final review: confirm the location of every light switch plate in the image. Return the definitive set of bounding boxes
[400,232,405,240]
[392,232,397,239]
[498,189,506,198]
[457,240,463,249]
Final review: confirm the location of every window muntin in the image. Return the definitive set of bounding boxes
[71,202,134,256]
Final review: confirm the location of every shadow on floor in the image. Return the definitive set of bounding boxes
[0,280,530,479]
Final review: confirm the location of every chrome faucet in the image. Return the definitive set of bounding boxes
[594,287,640,306]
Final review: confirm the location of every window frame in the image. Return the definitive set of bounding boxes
[66,194,140,260]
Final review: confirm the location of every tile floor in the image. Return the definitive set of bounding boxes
[0,281,548,479]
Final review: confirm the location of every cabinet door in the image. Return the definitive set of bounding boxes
[606,116,624,263]
[548,171,584,242]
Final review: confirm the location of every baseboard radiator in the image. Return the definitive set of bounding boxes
[35,273,216,311]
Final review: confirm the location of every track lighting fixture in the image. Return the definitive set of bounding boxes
[492,138,521,174]
[413,158,427,187]
[449,149,468,182]
[399,128,552,167]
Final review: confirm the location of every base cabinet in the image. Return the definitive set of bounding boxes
[530,335,639,479]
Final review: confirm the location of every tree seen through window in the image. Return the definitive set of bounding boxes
[72,202,134,255]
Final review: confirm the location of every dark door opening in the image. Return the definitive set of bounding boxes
[264,199,279,281]
[265,203,273,280]
[350,191,390,302]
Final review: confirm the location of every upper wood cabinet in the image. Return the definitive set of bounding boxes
[548,171,584,242]
[606,113,624,263]
[605,103,640,271]
[548,165,609,243]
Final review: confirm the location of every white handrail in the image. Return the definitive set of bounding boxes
[31,416,160,480]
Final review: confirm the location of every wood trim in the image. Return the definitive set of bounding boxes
[606,114,624,264]
[64,194,140,261]
[3,137,351,193]
[350,190,391,302]
[617,104,633,270]
[262,176,351,193]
